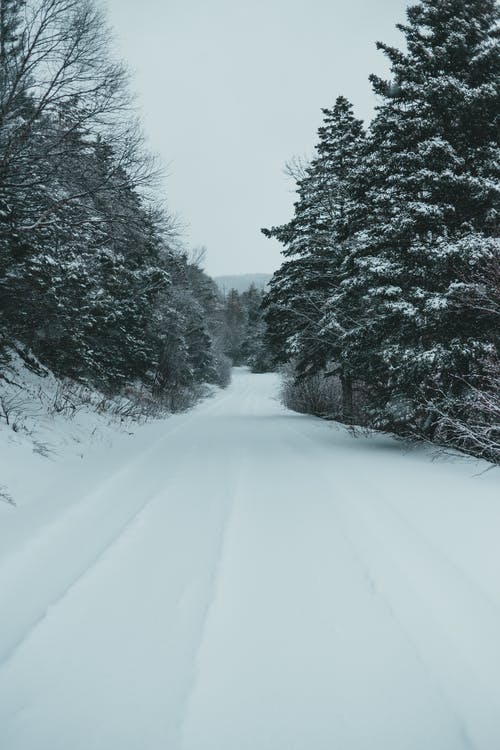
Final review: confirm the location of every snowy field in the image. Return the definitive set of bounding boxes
[1,368,499,750]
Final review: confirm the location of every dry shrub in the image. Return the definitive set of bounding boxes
[280,363,343,419]
[434,366,500,464]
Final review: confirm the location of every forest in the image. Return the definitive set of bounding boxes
[263,0,499,463]
[0,0,498,464]
[1,2,499,746]
[0,0,250,416]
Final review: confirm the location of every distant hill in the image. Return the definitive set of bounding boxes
[214,273,272,295]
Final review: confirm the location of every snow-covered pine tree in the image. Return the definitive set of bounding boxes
[0,0,227,405]
[0,0,31,352]
[221,288,247,364]
[325,0,499,436]
[239,284,270,372]
[0,0,25,67]
[263,97,366,420]
[0,0,142,376]
[151,254,224,400]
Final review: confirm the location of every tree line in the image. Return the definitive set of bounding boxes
[263,0,499,462]
[218,284,272,373]
[0,0,230,407]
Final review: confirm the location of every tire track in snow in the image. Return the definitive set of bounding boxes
[174,381,260,744]
[277,420,473,747]
[337,491,500,748]
[176,451,247,749]
[0,374,259,749]
[281,415,499,748]
[0,437,202,670]
[2,370,499,750]
[179,410,463,749]
[288,416,500,619]
[284,415,500,630]
[176,382,277,750]
[0,384,239,669]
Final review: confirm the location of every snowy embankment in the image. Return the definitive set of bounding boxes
[0,368,499,750]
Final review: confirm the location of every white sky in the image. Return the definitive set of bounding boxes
[104,0,408,276]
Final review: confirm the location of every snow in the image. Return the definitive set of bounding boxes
[1,368,499,749]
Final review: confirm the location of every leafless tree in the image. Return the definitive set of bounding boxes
[283,155,310,183]
[188,245,208,269]
[433,367,500,464]
[0,0,158,231]
[435,248,500,463]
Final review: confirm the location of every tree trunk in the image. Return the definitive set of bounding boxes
[341,371,353,424]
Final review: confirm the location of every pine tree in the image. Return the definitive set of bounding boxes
[221,289,246,364]
[0,0,230,407]
[239,284,270,372]
[0,0,30,351]
[263,97,366,419]
[324,0,499,434]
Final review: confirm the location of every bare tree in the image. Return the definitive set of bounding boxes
[188,245,208,269]
[433,366,500,464]
[435,248,500,463]
[283,154,310,183]
[0,0,158,231]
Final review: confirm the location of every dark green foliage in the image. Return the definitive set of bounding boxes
[220,284,273,372]
[264,0,500,456]
[0,0,229,406]
[263,97,366,420]
[338,0,500,433]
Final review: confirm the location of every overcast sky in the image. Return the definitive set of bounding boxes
[104,0,409,277]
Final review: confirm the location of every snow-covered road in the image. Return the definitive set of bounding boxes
[1,369,500,749]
